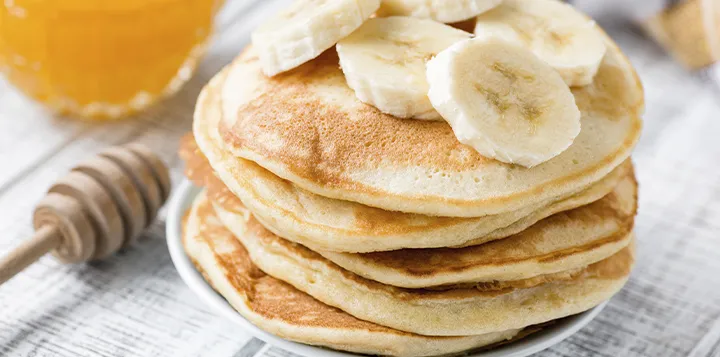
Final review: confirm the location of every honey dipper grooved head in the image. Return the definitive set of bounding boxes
[49,171,125,260]
[73,156,148,248]
[32,143,170,263]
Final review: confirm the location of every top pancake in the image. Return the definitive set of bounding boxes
[216,31,643,217]
[188,87,630,252]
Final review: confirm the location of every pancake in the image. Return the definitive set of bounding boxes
[221,193,634,336]
[189,72,631,252]
[183,192,522,357]
[319,172,637,288]
[210,167,635,289]
[214,30,643,217]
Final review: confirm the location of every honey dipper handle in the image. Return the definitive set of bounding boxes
[0,225,60,285]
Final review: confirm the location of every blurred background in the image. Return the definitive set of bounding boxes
[0,1,719,356]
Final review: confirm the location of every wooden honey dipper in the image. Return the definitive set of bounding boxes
[0,143,171,285]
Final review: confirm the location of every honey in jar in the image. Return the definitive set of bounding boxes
[0,0,221,119]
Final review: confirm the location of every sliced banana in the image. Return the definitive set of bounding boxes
[474,0,606,86]
[337,17,471,120]
[426,37,581,168]
[251,0,380,77]
[378,0,502,23]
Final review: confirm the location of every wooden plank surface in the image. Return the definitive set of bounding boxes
[0,1,719,356]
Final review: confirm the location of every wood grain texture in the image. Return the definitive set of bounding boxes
[0,1,719,356]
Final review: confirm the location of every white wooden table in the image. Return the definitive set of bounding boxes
[1,1,719,356]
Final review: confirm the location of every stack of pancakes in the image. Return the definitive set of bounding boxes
[179,27,643,356]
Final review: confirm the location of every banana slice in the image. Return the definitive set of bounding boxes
[474,0,606,86]
[377,0,502,23]
[251,0,380,77]
[337,17,471,120]
[426,37,581,168]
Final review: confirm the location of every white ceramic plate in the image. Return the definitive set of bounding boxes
[167,179,607,357]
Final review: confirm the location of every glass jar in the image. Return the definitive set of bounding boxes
[0,0,222,120]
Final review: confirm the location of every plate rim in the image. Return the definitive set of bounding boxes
[166,179,607,357]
